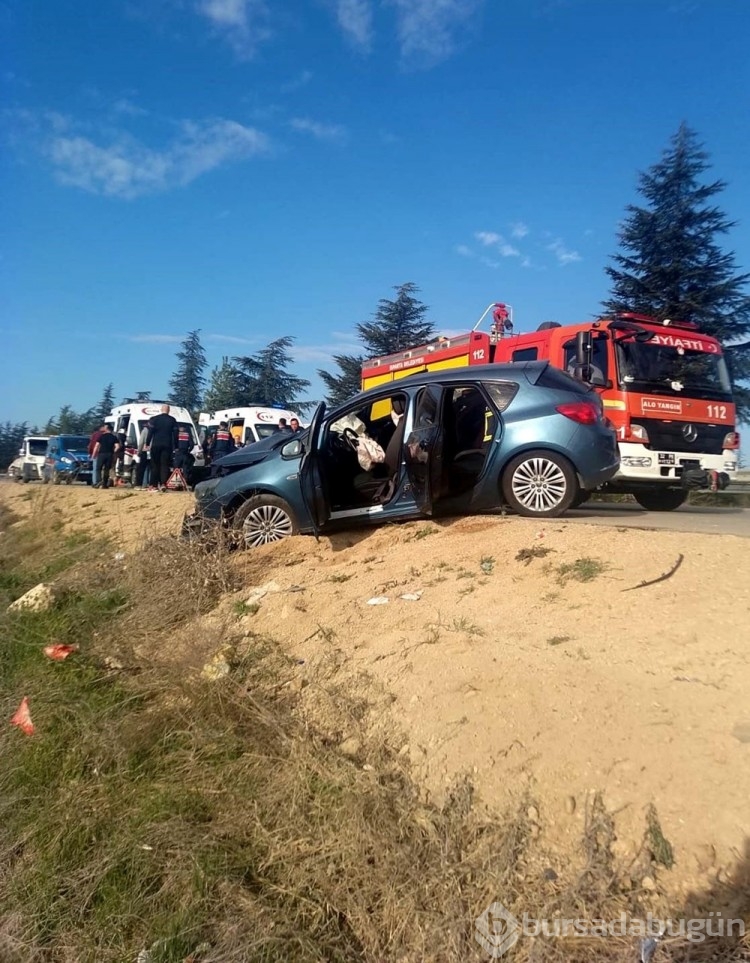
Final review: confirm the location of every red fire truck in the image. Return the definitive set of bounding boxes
[360,303,739,511]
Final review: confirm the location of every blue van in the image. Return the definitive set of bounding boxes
[42,435,94,485]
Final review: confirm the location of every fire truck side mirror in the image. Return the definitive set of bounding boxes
[574,330,593,382]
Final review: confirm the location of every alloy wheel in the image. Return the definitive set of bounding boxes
[511,456,568,513]
[241,504,295,547]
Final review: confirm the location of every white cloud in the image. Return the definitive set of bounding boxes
[280,70,313,93]
[289,117,346,142]
[480,256,500,270]
[547,238,581,266]
[335,0,374,50]
[510,221,529,238]
[48,118,270,199]
[196,0,271,57]
[388,0,483,64]
[207,334,257,345]
[291,344,342,364]
[126,334,184,344]
[474,231,519,257]
[113,98,148,117]
[455,244,474,257]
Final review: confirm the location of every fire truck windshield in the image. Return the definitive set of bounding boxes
[615,341,732,402]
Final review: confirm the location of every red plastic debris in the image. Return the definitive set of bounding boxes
[43,644,79,661]
[11,697,34,735]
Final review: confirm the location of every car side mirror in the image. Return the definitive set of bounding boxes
[281,439,303,458]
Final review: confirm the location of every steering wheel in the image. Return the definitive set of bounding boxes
[342,427,360,452]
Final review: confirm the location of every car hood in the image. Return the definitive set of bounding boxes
[211,431,302,474]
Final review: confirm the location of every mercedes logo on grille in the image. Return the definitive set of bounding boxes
[682,423,698,443]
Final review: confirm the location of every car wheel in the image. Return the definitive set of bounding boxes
[53,470,62,485]
[42,472,50,485]
[232,495,299,548]
[502,449,578,517]
[633,489,687,512]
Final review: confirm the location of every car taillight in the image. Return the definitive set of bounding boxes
[723,431,740,450]
[555,401,600,425]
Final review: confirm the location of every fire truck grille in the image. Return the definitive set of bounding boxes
[634,418,726,455]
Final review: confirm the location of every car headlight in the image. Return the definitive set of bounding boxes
[61,456,74,464]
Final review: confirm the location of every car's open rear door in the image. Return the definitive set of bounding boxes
[299,402,328,537]
[404,384,445,516]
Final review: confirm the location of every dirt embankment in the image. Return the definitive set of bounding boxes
[4,482,750,894]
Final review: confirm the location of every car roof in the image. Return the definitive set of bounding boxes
[342,360,549,409]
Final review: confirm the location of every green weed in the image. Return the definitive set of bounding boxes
[556,557,607,584]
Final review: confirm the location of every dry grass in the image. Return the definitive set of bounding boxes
[1,505,749,962]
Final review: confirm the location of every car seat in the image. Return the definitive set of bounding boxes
[352,398,407,503]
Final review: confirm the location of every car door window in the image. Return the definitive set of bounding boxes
[322,392,408,511]
[443,384,497,496]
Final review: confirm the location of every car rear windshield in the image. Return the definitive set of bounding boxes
[535,364,591,394]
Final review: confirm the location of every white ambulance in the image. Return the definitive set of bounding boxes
[198,406,303,448]
[106,402,204,477]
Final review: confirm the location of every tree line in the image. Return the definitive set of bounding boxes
[2,124,749,470]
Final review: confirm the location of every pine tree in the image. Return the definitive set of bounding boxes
[202,357,243,412]
[233,337,312,410]
[317,353,364,408]
[318,283,435,404]
[168,330,207,413]
[94,384,116,425]
[45,405,92,435]
[604,124,750,413]
[0,421,29,470]
[357,282,435,357]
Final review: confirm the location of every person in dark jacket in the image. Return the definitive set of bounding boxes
[209,421,235,477]
[145,405,178,491]
[173,425,195,476]
[92,424,120,489]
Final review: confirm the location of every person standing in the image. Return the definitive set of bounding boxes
[89,423,106,487]
[289,417,301,433]
[173,424,195,479]
[209,421,235,477]
[145,404,178,491]
[133,422,151,489]
[277,417,290,432]
[92,424,120,489]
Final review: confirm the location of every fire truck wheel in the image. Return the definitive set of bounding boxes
[502,450,577,517]
[232,495,299,549]
[632,489,688,512]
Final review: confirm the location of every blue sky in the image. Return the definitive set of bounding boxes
[2,0,749,425]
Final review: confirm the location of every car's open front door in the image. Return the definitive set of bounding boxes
[404,384,445,516]
[299,402,328,537]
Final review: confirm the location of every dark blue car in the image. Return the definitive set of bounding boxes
[42,435,94,485]
[184,362,619,548]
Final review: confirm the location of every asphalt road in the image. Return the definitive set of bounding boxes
[2,474,748,537]
[566,502,750,537]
